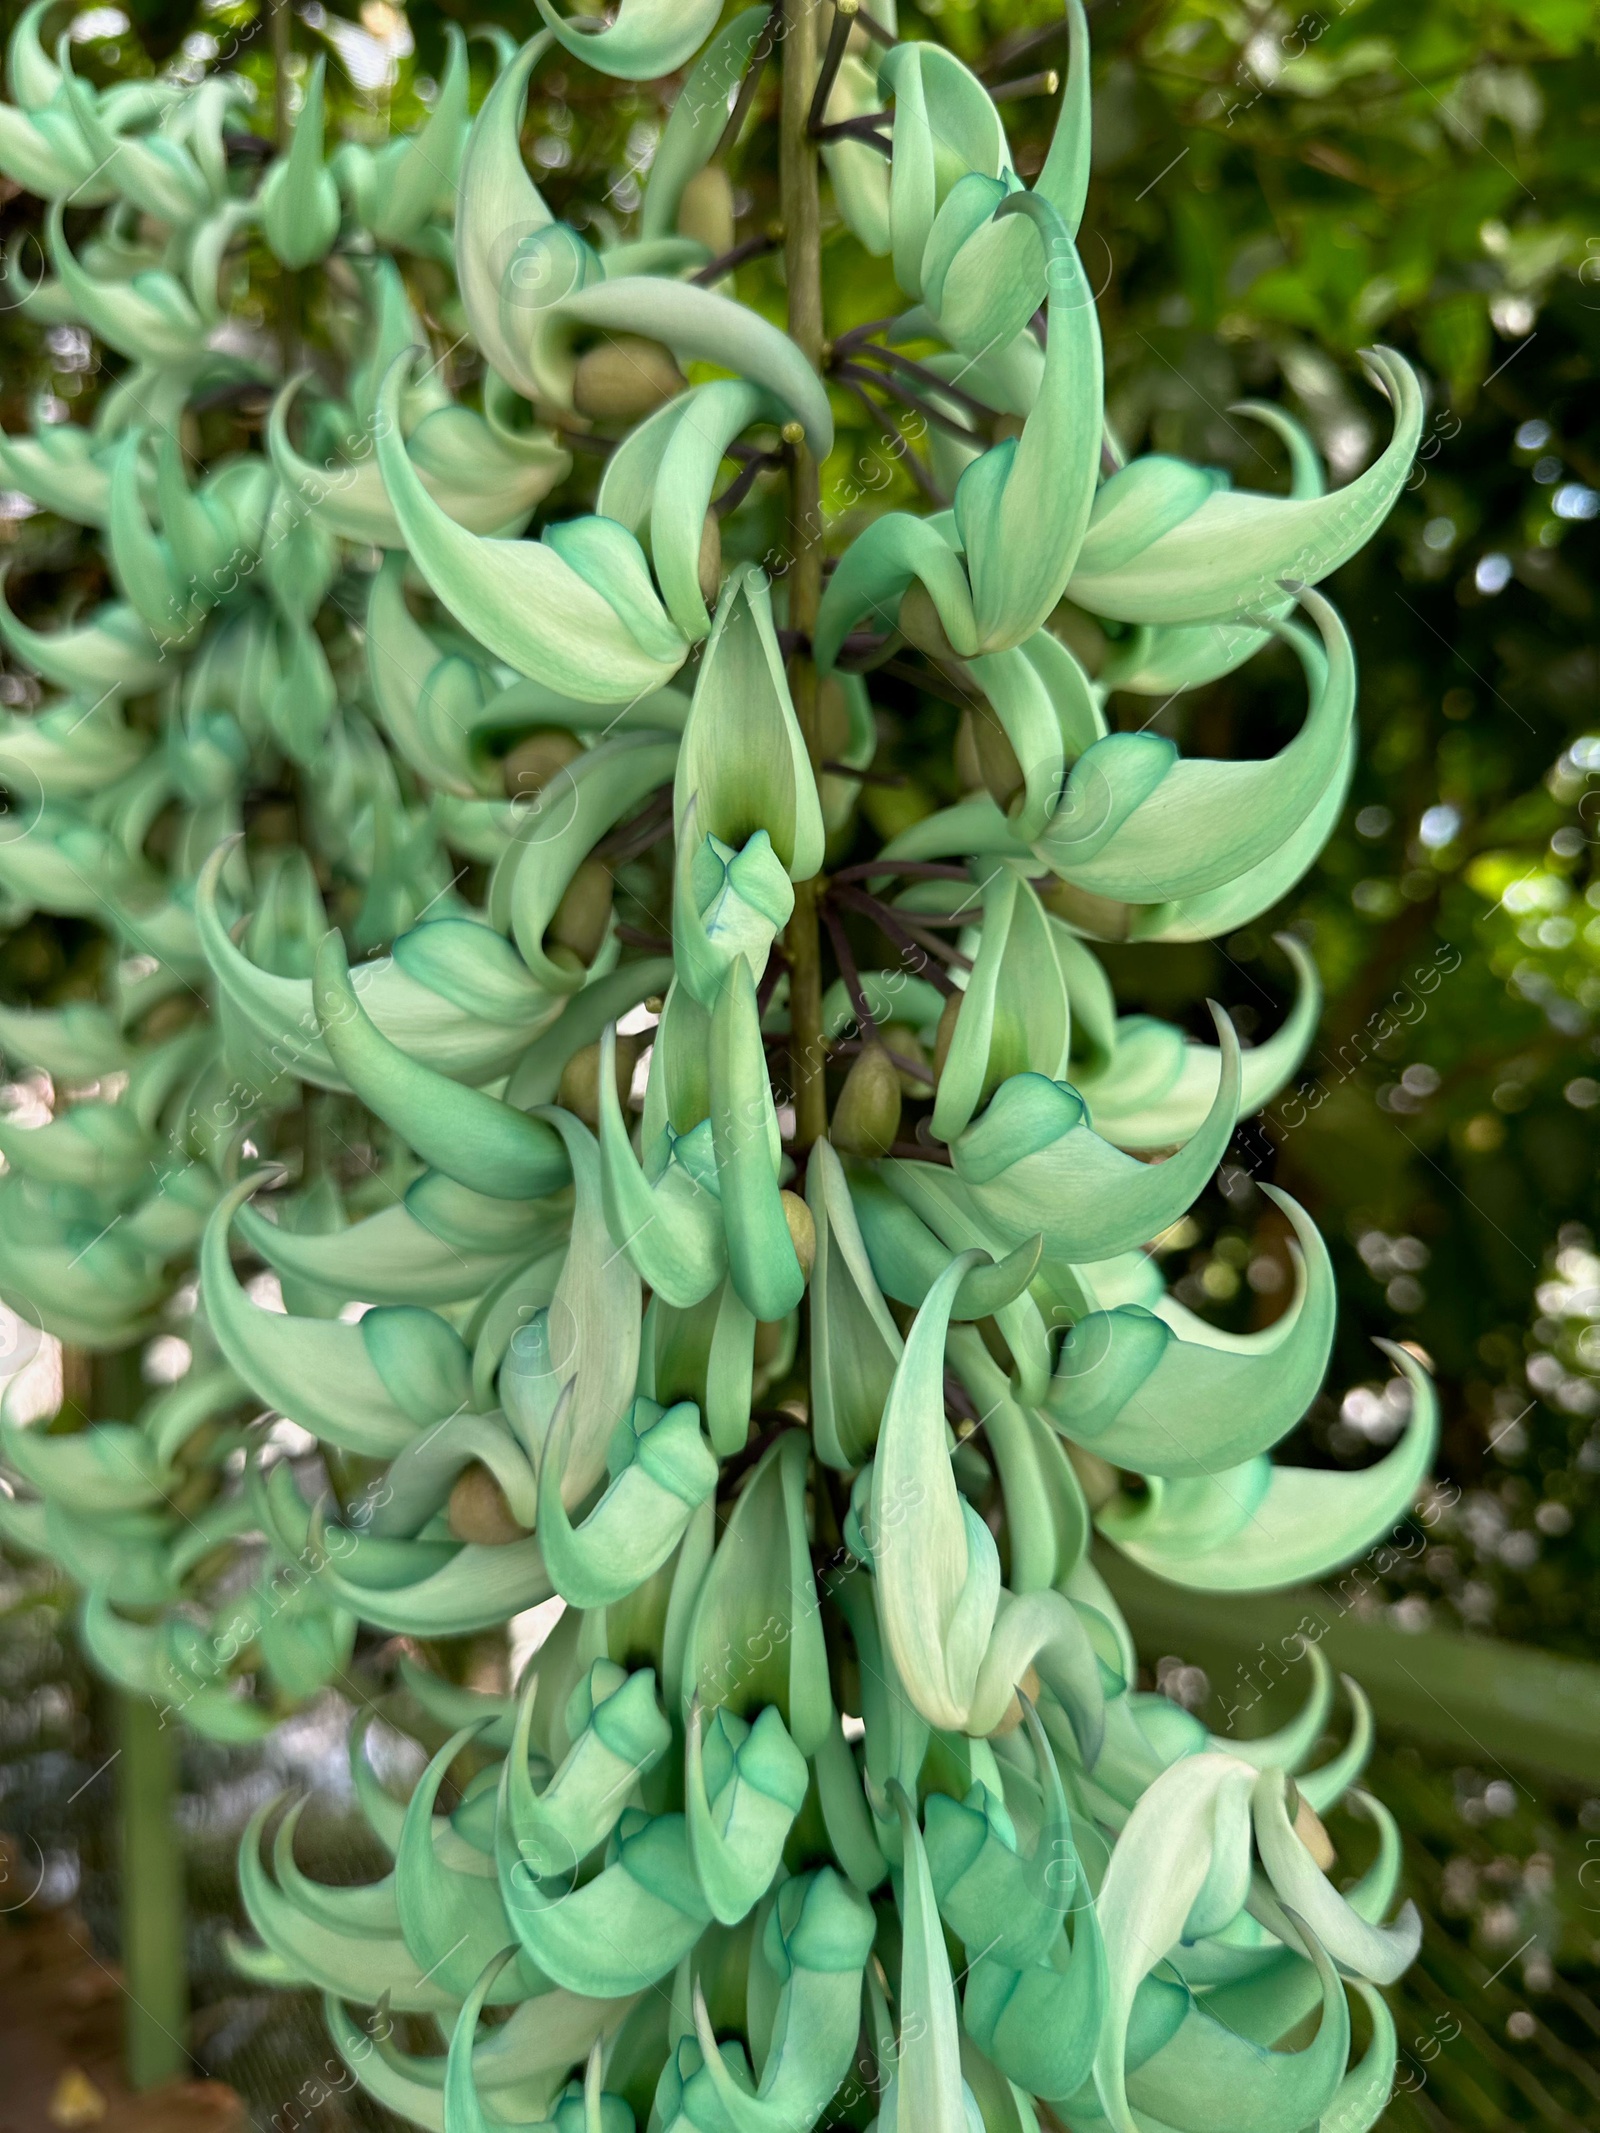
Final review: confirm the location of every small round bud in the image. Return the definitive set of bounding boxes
[558,1033,640,1129]
[546,859,613,968]
[448,1463,530,1545]
[501,727,582,799]
[897,583,960,662]
[572,335,687,421]
[881,1022,934,1094]
[781,419,806,446]
[676,164,735,258]
[781,1189,816,1281]
[972,706,1026,816]
[831,1042,902,1158]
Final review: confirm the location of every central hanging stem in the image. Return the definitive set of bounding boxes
[780,0,829,1151]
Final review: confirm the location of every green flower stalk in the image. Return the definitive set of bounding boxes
[0,1,1437,2125]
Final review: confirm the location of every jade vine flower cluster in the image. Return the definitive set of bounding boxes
[0,0,1434,2125]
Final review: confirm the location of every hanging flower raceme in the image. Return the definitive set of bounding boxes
[0,4,1436,2128]
[0,19,540,1746]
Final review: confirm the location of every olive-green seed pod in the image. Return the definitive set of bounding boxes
[572,335,689,421]
[898,582,962,662]
[780,1188,816,1284]
[830,1042,902,1158]
[447,1463,533,1545]
[501,727,584,799]
[882,1021,935,1093]
[676,164,735,257]
[557,1032,640,1130]
[546,858,614,970]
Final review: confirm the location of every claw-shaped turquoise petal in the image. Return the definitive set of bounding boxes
[533,0,726,82]
[1097,1342,1438,1591]
[313,930,569,1200]
[378,350,688,703]
[1042,1185,1336,1479]
[685,1700,808,1924]
[951,1005,1241,1261]
[1068,350,1423,626]
[709,957,804,1323]
[539,1394,717,1608]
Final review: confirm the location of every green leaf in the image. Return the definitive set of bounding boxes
[952,1008,1241,1262]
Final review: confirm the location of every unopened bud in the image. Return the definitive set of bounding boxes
[447,1463,530,1545]
[830,1042,902,1158]
[972,708,1026,816]
[898,583,960,662]
[572,335,687,421]
[676,164,736,259]
[881,1022,934,1093]
[558,1033,640,1129]
[501,727,582,799]
[546,859,613,969]
[781,1188,816,1282]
